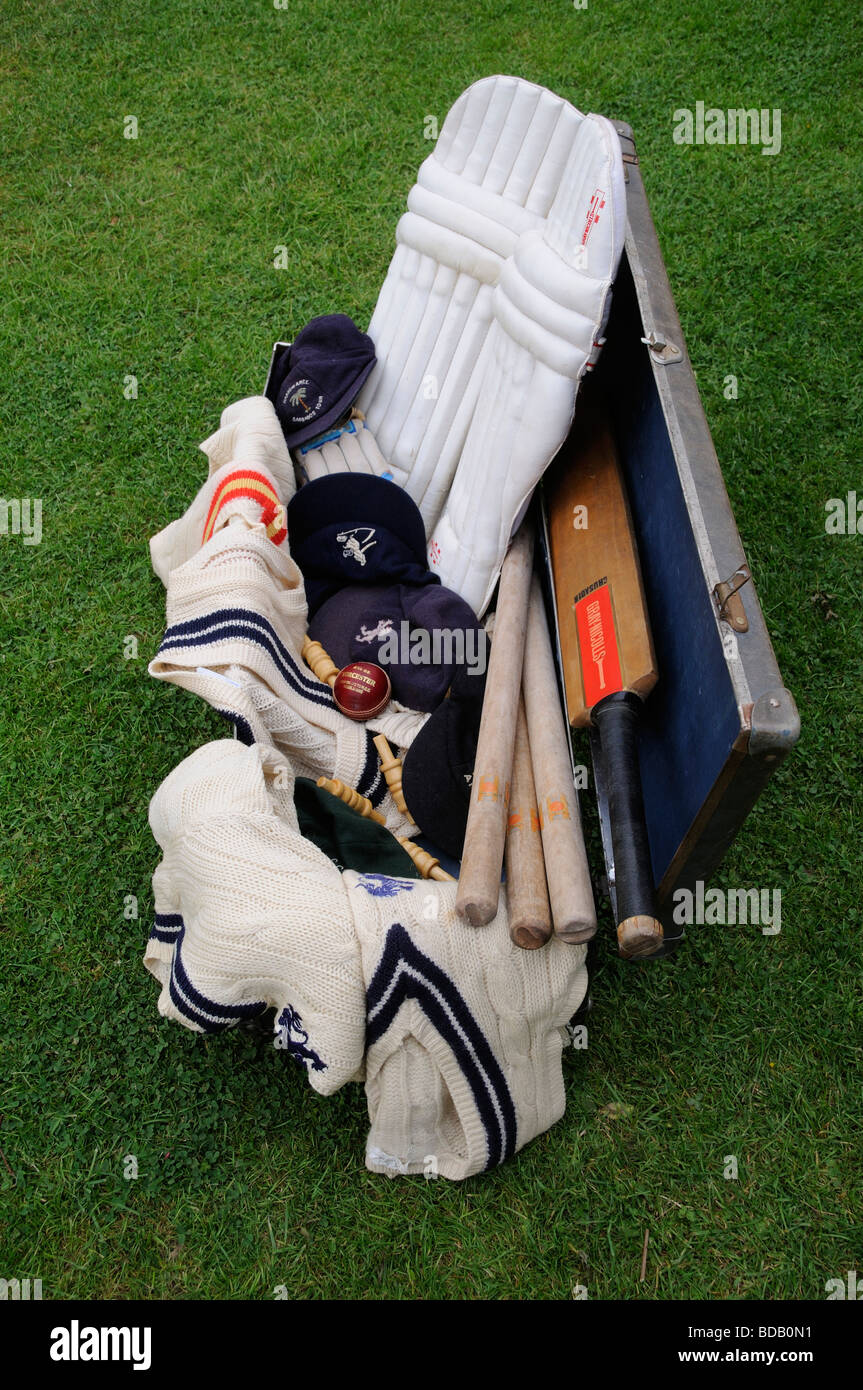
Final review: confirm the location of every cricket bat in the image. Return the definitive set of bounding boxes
[545,382,663,960]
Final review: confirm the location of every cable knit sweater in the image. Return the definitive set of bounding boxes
[144,739,588,1180]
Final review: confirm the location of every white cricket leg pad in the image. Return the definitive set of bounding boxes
[357,75,626,612]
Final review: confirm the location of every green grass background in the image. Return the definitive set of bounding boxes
[1,0,860,1300]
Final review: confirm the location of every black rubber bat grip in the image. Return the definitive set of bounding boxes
[592,690,663,957]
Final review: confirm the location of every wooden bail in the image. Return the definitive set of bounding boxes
[315,777,453,881]
[316,776,387,825]
[372,734,415,823]
[397,836,456,882]
[303,636,339,688]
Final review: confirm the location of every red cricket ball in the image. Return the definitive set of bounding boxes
[332,662,392,720]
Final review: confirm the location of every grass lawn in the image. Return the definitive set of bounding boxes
[1,0,860,1300]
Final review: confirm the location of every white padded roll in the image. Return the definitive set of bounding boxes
[293,418,387,484]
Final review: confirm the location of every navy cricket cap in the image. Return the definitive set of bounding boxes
[267,315,376,449]
[400,659,487,860]
[309,579,486,714]
[287,473,439,615]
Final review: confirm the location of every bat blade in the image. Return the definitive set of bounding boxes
[545,384,663,960]
[546,390,657,727]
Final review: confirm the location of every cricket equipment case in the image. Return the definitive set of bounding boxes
[540,121,800,950]
[266,87,800,951]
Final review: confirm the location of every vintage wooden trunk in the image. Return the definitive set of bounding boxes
[539,122,800,952]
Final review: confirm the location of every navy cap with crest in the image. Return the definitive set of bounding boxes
[287,473,439,616]
[267,315,376,449]
[309,579,486,713]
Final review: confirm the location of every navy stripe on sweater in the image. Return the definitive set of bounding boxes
[365,923,517,1169]
[215,707,256,746]
[358,732,385,805]
[160,610,393,807]
[151,912,183,943]
[157,608,334,709]
[150,914,266,1032]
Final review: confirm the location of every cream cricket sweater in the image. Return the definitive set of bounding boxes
[145,739,589,1181]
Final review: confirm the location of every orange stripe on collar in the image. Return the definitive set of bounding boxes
[202,470,285,546]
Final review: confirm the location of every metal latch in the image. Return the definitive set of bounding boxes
[614,128,638,165]
[714,563,751,631]
[613,125,638,182]
[641,331,683,365]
